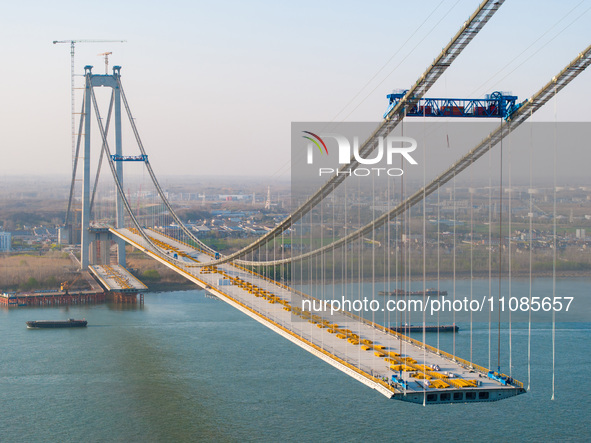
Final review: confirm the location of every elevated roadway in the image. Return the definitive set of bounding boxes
[110,226,525,404]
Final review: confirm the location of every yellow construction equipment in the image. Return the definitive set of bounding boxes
[60,273,82,295]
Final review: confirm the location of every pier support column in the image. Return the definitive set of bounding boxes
[89,232,111,265]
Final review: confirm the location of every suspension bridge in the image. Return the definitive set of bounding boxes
[62,0,591,404]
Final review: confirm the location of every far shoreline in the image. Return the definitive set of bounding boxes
[142,269,591,293]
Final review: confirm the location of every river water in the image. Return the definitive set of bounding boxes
[1,277,589,442]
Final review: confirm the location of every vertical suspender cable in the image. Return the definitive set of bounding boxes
[528,110,533,391]
[401,117,407,384]
[400,121,406,337]
[452,169,456,361]
[387,167,391,343]
[396,175,401,350]
[322,191,327,322]
[508,122,512,378]
[437,182,441,352]
[309,203,313,326]
[409,183,413,331]
[552,86,557,401]
[498,120,504,375]
[358,173,362,360]
[372,165,376,346]
[343,179,347,349]
[470,156,474,365]
[488,142,493,370]
[331,183,335,346]
[422,108,427,407]
[358,176,363,367]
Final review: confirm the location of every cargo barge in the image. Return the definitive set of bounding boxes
[26,319,88,329]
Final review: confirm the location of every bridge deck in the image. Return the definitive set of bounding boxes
[89,264,147,293]
[111,227,525,404]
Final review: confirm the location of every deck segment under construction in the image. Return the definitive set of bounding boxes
[88,264,147,293]
[112,227,525,404]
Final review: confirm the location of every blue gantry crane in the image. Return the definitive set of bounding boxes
[384,90,520,119]
[110,154,148,162]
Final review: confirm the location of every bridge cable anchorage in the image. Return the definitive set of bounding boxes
[193,0,505,268]
[228,44,591,268]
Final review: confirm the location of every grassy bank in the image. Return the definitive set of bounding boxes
[0,252,77,291]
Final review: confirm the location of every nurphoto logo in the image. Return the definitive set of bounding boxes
[302,130,418,177]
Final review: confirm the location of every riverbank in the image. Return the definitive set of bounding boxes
[3,257,587,294]
[141,269,591,294]
[247,269,591,287]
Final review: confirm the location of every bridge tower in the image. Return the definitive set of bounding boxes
[80,65,126,269]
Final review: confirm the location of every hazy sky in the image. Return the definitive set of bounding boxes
[0,0,590,179]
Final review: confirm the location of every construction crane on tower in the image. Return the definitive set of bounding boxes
[98,51,113,74]
[52,39,126,169]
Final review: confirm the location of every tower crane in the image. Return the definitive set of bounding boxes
[52,40,126,169]
[98,51,113,74]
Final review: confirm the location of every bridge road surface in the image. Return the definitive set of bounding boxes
[89,264,148,293]
[111,227,524,404]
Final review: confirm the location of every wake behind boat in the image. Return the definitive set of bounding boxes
[26,319,88,329]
